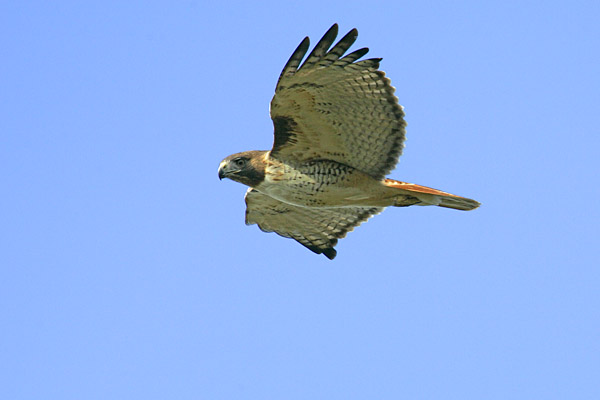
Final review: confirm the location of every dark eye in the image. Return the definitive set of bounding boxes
[234,158,246,168]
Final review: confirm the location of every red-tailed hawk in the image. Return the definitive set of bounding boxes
[218,24,480,259]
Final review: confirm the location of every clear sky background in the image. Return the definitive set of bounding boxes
[2,1,599,399]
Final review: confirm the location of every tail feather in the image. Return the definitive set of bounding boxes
[383,179,480,211]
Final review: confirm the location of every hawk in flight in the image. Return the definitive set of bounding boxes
[218,24,480,259]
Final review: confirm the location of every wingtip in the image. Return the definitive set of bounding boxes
[323,23,339,40]
[304,243,337,259]
[337,26,358,43]
[323,248,337,260]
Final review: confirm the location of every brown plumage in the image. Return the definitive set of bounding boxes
[218,24,480,259]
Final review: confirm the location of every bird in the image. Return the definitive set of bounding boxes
[218,24,480,260]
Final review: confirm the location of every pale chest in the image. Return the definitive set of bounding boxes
[256,160,376,207]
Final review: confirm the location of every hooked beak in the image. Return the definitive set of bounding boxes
[218,160,229,180]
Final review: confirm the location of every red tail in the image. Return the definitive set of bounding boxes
[383,179,480,211]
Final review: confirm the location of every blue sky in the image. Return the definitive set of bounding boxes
[2,1,599,399]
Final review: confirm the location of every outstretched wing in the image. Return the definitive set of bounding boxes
[270,24,406,180]
[244,189,383,259]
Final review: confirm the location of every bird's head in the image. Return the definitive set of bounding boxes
[218,150,268,187]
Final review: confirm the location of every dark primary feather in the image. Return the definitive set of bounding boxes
[275,36,310,90]
[319,28,360,67]
[297,24,339,72]
[276,23,368,91]
[332,47,370,67]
